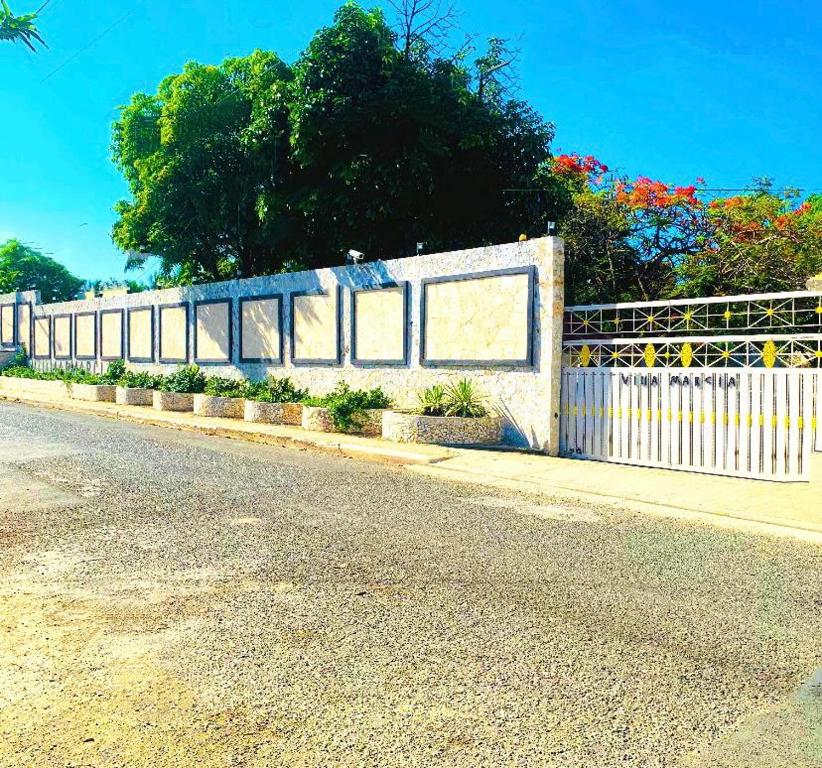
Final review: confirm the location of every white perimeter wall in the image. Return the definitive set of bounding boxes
[5,238,565,452]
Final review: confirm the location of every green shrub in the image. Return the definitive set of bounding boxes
[1,348,28,372]
[203,376,247,398]
[99,359,127,384]
[0,361,97,383]
[244,376,308,404]
[415,379,488,418]
[443,379,488,418]
[304,381,392,432]
[119,370,162,389]
[158,365,206,394]
[1,364,38,379]
[416,384,447,416]
[48,366,98,384]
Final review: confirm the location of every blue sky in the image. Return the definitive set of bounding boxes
[1,0,821,281]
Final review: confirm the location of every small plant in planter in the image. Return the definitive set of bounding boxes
[119,370,162,389]
[441,379,488,418]
[245,376,307,404]
[153,365,206,412]
[99,359,127,385]
[159,365,206,394]
[194,375,248,418]
[416,384,447,416]
[202,376,248,399]
[116,368,162,406]
[385,378,501,445]
[244,376,309,425]
[68,360,122,402]
[302,382,392,435]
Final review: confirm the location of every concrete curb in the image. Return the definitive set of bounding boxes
[0,391,453,466]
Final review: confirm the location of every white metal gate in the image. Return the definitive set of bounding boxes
[561,290,822,482]
[560,368,817,481]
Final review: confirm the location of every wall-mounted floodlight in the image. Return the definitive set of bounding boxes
[346,249,364,265]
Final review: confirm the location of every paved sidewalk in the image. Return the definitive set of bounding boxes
[2,385,820,543]
[411,450,822,543]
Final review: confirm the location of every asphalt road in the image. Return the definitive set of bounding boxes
[0,401,820,767]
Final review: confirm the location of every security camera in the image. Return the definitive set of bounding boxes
[346,249,365,264]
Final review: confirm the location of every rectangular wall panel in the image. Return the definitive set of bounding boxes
[100,310,124,360]
[240,296,281,363]
[159,304,188,363]
[292,290,340,364]
[195,300,231,363]
[128,307,154,362]
[352,285,407,365]
[75,313,96,359]
[0,304,14,347]
[53,315,72,359]
[17,303,31,353]
[33,316,50,358]
[423,269,533,366]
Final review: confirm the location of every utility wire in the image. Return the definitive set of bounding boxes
[41,2,142,83]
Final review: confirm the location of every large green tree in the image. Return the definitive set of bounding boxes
[112,50,295,282]
[0,240,84,302]
[111,3,560,282]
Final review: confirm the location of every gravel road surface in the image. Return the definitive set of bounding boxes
[0,401,820,767]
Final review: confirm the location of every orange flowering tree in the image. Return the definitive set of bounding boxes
[551,157,822,302]
[677,183,822,295]
[551,154,708,302]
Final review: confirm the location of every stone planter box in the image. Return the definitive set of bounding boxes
[244,400,303,426]
[382,411,503,445]
[193,394,246,419]
[69,383,117,402]
[116,386,154,406]
[301,406,385,436]
[0,377,68,398]
[153,391,195,412]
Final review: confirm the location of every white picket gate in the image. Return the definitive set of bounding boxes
[559,368,817,482]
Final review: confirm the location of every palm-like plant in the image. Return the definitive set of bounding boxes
[443,379,488,418]
[416,384,447,416]
[0,1,46,52]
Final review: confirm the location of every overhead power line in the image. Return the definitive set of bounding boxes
[41,2,142,83]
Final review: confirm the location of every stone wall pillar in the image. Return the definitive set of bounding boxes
[533,236,565,455]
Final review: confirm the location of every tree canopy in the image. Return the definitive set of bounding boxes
[111,3,559,283]
[552,155,822,303]
[0,239,84,302]
[110,1,822,300]
[0,1,45,51]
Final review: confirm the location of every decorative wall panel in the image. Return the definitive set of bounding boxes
[240,296,281,363]
[159,304,188,363]
[292,290,340,364]
[194,300,231,364]
[423,269,533,366]
[352,285,407,365]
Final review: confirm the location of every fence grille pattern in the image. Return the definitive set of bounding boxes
[560,369,817,481]
[562,335,822,369]
[565,291,822,339]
